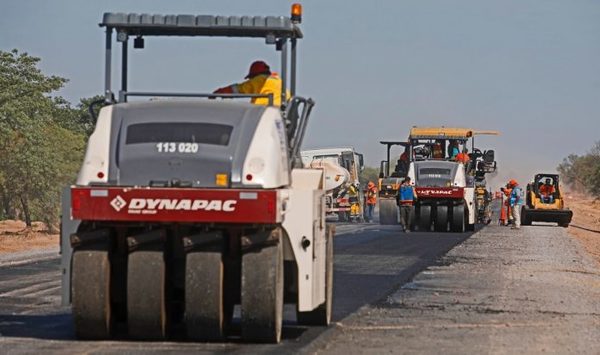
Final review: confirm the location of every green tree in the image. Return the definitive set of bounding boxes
[359,166,381,186]
[558,141,600,197]
[0,49,87,229]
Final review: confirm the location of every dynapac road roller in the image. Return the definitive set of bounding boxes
[60,5,333,343]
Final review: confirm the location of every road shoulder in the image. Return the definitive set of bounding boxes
[307,225,600,354]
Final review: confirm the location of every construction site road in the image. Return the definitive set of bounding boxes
[1,222,598,354]
[0,223,470,354]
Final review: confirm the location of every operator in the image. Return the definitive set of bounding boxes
[432,140,444,159]
[539,178,555,204]
[397,177,416,233]
[213,60,287,106]
[508,179,523,230]
[366,181,377,223]
[448,140,459,159]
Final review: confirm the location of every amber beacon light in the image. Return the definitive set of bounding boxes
[291,3,302,23]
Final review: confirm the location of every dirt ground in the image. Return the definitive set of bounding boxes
[565,193,600,265]
[0,220,58,253]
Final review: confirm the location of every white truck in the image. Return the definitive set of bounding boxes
[60,6,332,344]
[301,147,365,222]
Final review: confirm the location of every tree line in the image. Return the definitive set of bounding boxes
[0,49,100,231]
[558,141,600,197]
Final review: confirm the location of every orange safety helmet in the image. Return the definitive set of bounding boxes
[245,60,270,78]
[509,179,518,187]
[367,181,375,188]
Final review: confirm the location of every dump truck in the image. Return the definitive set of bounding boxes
[302,147,365,222]
[378,141,410,224]
[521,173,573,227]
[405,127,499,232]
[60,5,333,344]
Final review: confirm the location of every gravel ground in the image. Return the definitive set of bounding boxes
[307,225,600,354]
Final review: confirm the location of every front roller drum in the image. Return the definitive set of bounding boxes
[127,245,167,340]
[72,244,112,339]
[185,233,227,341]
[297,224,334,326]
[241,228,284,343]
[379,198,398,225]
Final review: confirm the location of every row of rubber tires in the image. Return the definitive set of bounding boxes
[379,199,473,232]
[71,227,334,343]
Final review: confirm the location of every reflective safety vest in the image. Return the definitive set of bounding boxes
[366,187,377,205]
[233,73,288,106]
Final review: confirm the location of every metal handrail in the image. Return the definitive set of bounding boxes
[122,91,273,106]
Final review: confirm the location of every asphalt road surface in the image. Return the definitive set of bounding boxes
[0,223,475,354]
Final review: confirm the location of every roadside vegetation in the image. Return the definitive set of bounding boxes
[558,141,600,197]
[0,49,99,232]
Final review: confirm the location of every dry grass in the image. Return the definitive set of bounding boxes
[0,220,59,253]
[564,193,600,265]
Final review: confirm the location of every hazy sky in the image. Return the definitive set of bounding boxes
[2,0,599,188]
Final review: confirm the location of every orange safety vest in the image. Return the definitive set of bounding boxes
[366,187,377,205]
[456,152,470,164]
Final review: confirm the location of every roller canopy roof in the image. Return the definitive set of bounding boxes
[100,12,303,39]
[409,127,500,140]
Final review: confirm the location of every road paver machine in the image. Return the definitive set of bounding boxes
[60,5,333,343]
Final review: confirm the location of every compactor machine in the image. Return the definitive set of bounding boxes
[60,5,333,344]
[521,173,572,227]
[405,127,499,232]
[377,141,410,224]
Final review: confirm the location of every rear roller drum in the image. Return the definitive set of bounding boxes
[185,238,227,341]
[418,205,432,232]
[241,229,284,343]
[451,204,465,233]
[434,205,449,232]
[127,246,167,340]
[379,198,398,225]
[72,245,112,339]
[297,225,334,326]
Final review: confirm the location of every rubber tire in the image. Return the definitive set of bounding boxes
[379,198,399,225]
[434,205,449,232]
[127,247,167,340]
[521,207,532,226]
[185,249,226,341]
[72,246,112,339]
[297,225,334,326]
[451,204,465,233]
[241,234,284,343]
[418,205,432,232]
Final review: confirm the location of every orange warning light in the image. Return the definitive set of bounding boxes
[291,3,302,23]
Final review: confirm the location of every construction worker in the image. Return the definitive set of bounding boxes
[539,178,555,204]
[448,140,459,160]
[432,140,444,159]
[499,187,508,225]
[504,183,513,226]
[508,179,523,229]
[397,177,416,232]
[366,181,377,223]
[455,148,470,164]
[213,60,287,106]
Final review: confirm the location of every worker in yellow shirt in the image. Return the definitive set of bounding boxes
[213,60,287,106]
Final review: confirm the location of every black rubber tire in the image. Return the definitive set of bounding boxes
[418,205,432,232]
[127,247,167,340]
[297,225,334,326]
[72,246,112,339]
[379,198,398,225]
[521,207,532,226]
[451,204,465,233]
[185,249,226,341]
[241,231,284,343]
[434,205,449,232]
